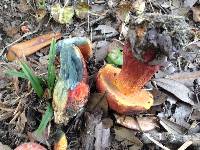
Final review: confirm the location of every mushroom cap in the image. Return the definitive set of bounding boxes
[96,64,154,114]
[15,142,46,150]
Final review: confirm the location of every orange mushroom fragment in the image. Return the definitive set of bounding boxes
[96,41,159,114]
[15,142,47,150]
[7,32,61,61]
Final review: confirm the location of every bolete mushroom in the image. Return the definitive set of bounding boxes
[96,41,159,114]
[53,37,92,124]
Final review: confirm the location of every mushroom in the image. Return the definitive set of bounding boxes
[53,37,92,124]
[96,41,159,114]
[15,142,46,150]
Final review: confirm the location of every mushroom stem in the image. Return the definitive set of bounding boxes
[114,41,159,95]
[96,41,160,113]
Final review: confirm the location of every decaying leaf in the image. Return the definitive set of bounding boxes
[192,6,200,22]
[159,118,188,135]
[166,71,200,87]
[94,25,118,37]
[151,89,168,106]
[86,93,108,115]
[15,111,27,133]
[132,0,145,15]
[115,114,157,132]
[51,3,74,24]
[172,103,192,128]
[114,126,143,149]
[75,2,90,19]
[35,9,47,22]
[116,1,132,22]
[154,78,194,105]
[17,0,31,12]
[94,41,110,62]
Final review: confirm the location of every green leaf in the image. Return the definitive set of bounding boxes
[35,103,53,135]
[19,61,44,98]
[106,48,123,66]
[5,69,28,79]
[48,39,57,95]
[32,103,53,143]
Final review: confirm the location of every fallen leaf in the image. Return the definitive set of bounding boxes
[17,0,31,12]
[75,2,90,19]
[94,25,118,37]
[154,78,194,105]
[15,111,27,133]
[87,93,108,115]
[115,114,157,132]
[166,71,200,87]
[184,0,198,8]
[151,89,168,106]
[132,0,145,15]
[172,103,192,128]
[114,126,143,149]
[3,25,18,37]
[94,41,110,62]
[35,9,47,22]
[190,109,200,120]
[116,1,132,22]
[159,118,188,135]
[51,3,74,24]
[192,6,200,22]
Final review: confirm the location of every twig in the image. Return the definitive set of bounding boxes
[178,140,193,150]
[143,133,170,150]
[141,132,200,146]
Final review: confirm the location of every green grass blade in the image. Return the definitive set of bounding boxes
[48,39,57,94]
[19,61,44,98]
[5,69,28,79]
[35,103,53,134]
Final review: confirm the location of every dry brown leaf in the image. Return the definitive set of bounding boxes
[116,1,132,22]
[166,71,200,87]
[17,0,31,12]
[192,6,200,22]
[114,126,143,149]
[132,0,145,15]
[115,114,157,132]
[151,89,168,106]
[94,41,110,62]
[154,78,194,105]
[15,111,27,133]
[86,93,108,114]
[159,118,188,135]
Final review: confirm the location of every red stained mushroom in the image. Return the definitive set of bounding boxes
[15,142,46,150]
[96,41,159,114]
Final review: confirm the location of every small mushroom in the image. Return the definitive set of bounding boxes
[15,142,46,150]
[96,41,159,114]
